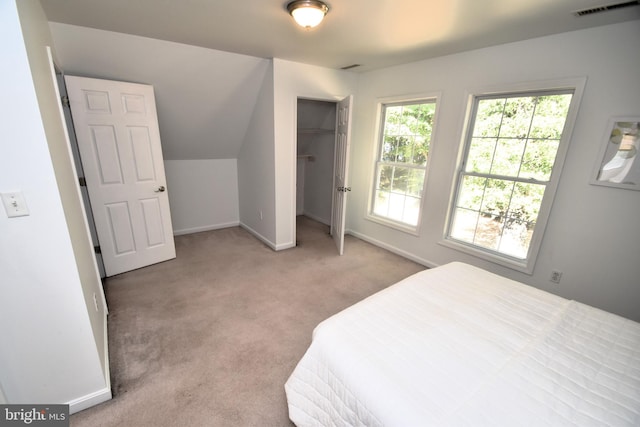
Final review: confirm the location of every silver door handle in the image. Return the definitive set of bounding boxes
[155,185,166,193]
[337,186,351,192]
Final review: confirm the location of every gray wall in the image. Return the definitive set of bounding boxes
[347,21,640,321]
[238,62,277,246]
[1,0,109,411]
[165,159,240,235]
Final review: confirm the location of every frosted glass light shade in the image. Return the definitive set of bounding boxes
[287,1,329,29]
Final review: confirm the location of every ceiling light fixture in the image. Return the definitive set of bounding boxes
[287,0,329,29]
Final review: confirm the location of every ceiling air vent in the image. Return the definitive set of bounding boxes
[574,0,639,16]
[341,64,361,70]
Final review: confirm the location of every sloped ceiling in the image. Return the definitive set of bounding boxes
[41,0,640,72]
[50,24,269,160]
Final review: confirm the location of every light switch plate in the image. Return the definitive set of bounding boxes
[1,191,30,218]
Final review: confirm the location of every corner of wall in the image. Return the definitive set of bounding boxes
[237,61,277,244]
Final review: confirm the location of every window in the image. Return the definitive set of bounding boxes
[370,98,437,230]
[446,85,582,271]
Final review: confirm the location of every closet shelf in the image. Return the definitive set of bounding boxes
[297,128,334,135]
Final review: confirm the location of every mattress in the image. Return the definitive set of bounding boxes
[285,262,640,426]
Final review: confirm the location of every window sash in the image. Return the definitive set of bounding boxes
[370,98,436,229]
[450,173,546,260]
[445,86,578,270]
[461,170,549,185]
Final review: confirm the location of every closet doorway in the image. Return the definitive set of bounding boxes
[296,96,352,254]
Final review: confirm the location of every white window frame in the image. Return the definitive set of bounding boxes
[441,78,586,274]
[366,93,440,234]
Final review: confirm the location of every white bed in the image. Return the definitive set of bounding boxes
[285,262,640,426]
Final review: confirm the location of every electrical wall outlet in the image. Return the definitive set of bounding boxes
[550,270,563,284]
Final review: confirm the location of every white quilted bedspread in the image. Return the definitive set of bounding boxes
[285,262,640,426]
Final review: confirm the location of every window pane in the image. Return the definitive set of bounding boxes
[391,166,409,193]
[415,103,436,137]
[403,196,421,226]
[412,135,429,165]
[466,138,496,173]
[500,97,535,138]
[510,182,545,222]
[499,219,531,259]
[381,136,397,162]
[530,95,572,139]
[520,139,559,181]
[480,179,515,221]
[474,99,504,137]
[450,208,479,243]
[503,189,539,260]
[404,104,423,134]
[387,192,406,222]
[407,169,426,197]
[491,138,526,177]
[394,136,413,163]
[384,106,403,134]
[374,190,389,217]
[376,165,393,191]
[457,176,486,210]
[474,214,504,251]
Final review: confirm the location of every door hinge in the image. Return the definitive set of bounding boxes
[94,246,102,255]
[61,95,70,108]
[78,177,87,187]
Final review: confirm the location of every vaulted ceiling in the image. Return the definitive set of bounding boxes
[40,0,640,73]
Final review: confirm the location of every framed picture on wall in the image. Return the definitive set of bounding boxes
[591,116,640,191]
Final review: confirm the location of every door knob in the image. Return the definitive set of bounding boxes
[155,185,166,193]
[337,186,351,192]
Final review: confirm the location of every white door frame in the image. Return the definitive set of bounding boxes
[55,69,107,278]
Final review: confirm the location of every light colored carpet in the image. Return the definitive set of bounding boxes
[70,217,425,427]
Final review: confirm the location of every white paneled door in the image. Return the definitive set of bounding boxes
[65,76,175,276]
[331,96,353,255]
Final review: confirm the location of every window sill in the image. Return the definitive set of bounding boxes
[438,237,534,275]
[365,214,420,236]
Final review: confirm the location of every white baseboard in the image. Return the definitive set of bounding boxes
[238,223,296,251]
[68,387,112,415]
[173,221,240,236]
[102,312,111,404]
[346,229,439,269]
[69,311,113,415]
[239,222,277,250]
[275,241,296,251]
